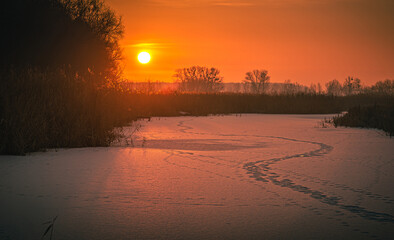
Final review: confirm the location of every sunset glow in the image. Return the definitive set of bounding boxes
[138,52,151,64]
[107,0,393,84]
[1,0,393,239]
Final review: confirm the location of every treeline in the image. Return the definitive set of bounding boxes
[121,80,394,96]
[124,66,393,96]
[325,78,394,96]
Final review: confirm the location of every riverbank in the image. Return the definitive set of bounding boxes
[1,89,392,155]
[332,104,394,136]
[1,114,393,239]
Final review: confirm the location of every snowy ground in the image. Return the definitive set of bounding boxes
[0,114,393,240]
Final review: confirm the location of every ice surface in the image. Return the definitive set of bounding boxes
[0,114,393,239]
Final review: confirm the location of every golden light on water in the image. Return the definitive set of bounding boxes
[138,52,151,64]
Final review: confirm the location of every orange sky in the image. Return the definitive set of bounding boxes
[107,0,393,85]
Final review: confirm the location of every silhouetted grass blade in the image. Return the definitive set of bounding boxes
[41,216,57,240]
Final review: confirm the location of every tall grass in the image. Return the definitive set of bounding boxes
[0,67,131,155]
[120,92,392,117]
[332,104,394,136]
[1,72,392,155]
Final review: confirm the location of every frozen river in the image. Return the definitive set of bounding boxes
[0,114,393,239]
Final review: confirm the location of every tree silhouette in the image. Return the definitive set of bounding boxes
[0,0,125,154]
[174,66,224,93]
[243,69,270,94]
[343,76,361,95]
[0,0,123,85]
[61,0,124,80]
[371,79,394,95]
[281,79,306,95]
[325,79,342,96]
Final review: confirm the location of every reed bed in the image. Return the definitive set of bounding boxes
[1,71,392,155]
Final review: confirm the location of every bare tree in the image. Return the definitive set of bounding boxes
[174,66,224,93]
[243,69,270,94]
[343,76,361,95]
[308,83,323,94]
[370,79,394,95]
[281,79,306,95]
[325,79,342,96]
[317,83,323,94]
[309,83,317,94]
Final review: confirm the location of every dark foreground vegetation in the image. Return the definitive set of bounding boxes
[0,68,131,154]
[1,0,393,155]
[333,104,394,137]
[0,0,129,154]
[120,93,391,117]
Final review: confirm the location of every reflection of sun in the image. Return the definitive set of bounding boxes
[138,52,151,64]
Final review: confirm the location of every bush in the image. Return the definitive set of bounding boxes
[333,104,394,136]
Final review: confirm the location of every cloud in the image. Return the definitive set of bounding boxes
[147,0,255,7]
[124,43,173,49]
[144,0,364,8]
[212,1,254,7]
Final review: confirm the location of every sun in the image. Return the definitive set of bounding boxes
[138,52,151,64]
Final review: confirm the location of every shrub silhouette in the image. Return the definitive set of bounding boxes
[333,104,394,136]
